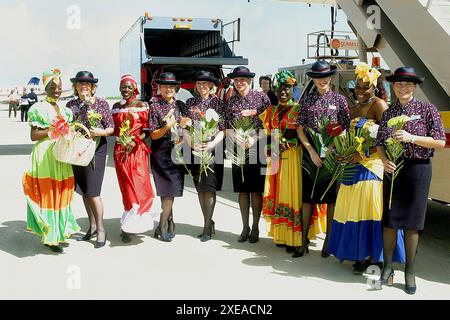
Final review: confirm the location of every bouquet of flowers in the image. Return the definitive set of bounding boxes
[166,109,192,176]
[225,110,257,183]
[86,109,103,167]
[302,116,342,199]
[190,108,220,181]
[385,115,411,209]
[116,113,134,162]
[320,118,380,201]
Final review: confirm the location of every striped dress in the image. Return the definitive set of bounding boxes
[23,101,80,245]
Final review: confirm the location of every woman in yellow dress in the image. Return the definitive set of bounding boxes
[261,71,317,257]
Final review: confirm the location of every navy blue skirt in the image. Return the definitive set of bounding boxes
[150,138,185,197]
[383,158,431,231]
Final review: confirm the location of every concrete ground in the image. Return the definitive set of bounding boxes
[0,102,449,300]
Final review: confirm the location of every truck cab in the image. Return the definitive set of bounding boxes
[120,14,248,101]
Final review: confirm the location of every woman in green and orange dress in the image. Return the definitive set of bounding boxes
[23,69,80,253]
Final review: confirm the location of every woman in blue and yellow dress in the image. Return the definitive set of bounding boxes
[328,63,405,273]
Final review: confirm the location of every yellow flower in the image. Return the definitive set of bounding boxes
[386,137,395,146]
[120,119,130,136]
[387,115,411,128]
[355,136,365,152]
[355,62,370,79]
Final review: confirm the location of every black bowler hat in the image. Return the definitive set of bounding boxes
[155,72,181,85]
[70,71,98,83]
[306,60,337,78]
[227,66,256,79]
[386,66,424,84]
[193,70,219,84]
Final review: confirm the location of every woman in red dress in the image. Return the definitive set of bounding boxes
[112,74,155,242]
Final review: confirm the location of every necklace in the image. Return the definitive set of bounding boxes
[359,96,375,105]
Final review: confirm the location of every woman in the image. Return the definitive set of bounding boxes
[260,71,305,255]
[23,69,80,253]
[226,66,271,243]
[149,72,189,242]
[67,71,114,248]
[19,87,30,122]
[183,71,225,242]
[377,66,445,294]
[328,63,405,272]
[112,74,155,243]
[296,60,350,257]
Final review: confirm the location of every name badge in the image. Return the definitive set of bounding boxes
[410,115,421,121]
[328,105,337,110]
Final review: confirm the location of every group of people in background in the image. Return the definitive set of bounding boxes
[8,87,38,121]
[22,60,446,296]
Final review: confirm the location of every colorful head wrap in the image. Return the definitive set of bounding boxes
[355,62,381,87]
[42,68,61,90]
[120,74,139,101]
[273,70,297,91]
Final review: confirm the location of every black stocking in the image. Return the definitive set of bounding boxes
[381,227,397,279]
[238,193,251,237]
[323,203,335,252]
[82,196,97,234]
[198,192,216,236]
[301,203,313,247]
[250,192,262,236]
[160,196,174,236]
[84,196,105,242]
[404,230,419,287]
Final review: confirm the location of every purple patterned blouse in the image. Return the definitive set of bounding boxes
[148,98,187,139]
[376,98,445,159]
[66,97,114,129]
[224,90,271,130]
[184,95,226,131]
[297,90,350,132]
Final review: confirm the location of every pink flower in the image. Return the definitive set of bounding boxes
[48,115,69,140]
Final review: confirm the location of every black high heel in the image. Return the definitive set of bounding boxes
[121,231,131,243]
[94,231,107,249]
[168,220,176,239]
[76,229,97,241]
[197,220,215,238]
[248,228,259,243]
[292,239,310,258]
[237,226,250,242]
[154,223,172,242]
[45,244,64,253]
[405,272,417,295]
[380,268,395,287]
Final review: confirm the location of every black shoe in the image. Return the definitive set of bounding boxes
[76,229,97,241]
[121,231,131,243]
[94,232,107,249]
[380,267,395,287]
[45,244,64,253]
[200,234,212,242]
[238,226,250,242]
[292,240,310,258]
[248,229,259,244]
[352,261,367,275]
[286,246,295,253]
[154,224,172,242]
[60,242,70,248]
[405,272,417,295]
[168,220,176,239]
[197,220,215,238]
[321,249,330,258]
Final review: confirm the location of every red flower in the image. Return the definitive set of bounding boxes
[194,107,205,118]
[49,115,69,140]
[326,123,344,138]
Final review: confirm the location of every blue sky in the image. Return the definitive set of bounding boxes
[0,0,353,95]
